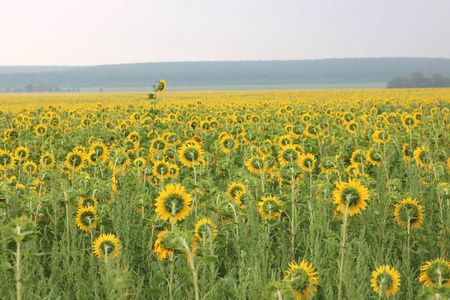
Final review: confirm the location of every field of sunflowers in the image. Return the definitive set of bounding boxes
[0,88,449,299]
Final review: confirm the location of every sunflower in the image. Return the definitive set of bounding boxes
[372,130,391,144]
[332,179,370,216]
[220,136,239,153]
[244,155,266,174]
[414,146,433,170]
[158,79,167,92]
[346,121,359,134]
[370,265,401,296]
[154,183,192,223]
[0,150,15,170]
[278,145,300,166]
[227,182,246,200]
[366,148,383,167]
[299,153,316,172]
[303,124,319,139]
[283,260,319,299]
[258,196,283,220]
[133,157,146,168]
[419,258,450,287]
[40,152,56,168]
[75,206,99,232]
[153,160,170,179]
[14,146,29,162]
[153,230,174,260]
[35,124,47,136]
[86,151,101,166]
[350,149,366,166]
[402,114,417,131]
[178,142,204,168]
[93,233,122,259]
[167,163,180,178]
[23,161,38,174]
[194,218,218,242]
[150,137,168,154]
[393,197,424,229]
[66,150,86,172]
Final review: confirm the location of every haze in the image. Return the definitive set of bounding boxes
[1,0,449,66]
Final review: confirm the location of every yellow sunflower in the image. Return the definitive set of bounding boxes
[153,230,174,260]
[66,149,86,172]
[23,161,38,174]
[370,265,401,296]
[366,148,383,167]
[393,197,424,229]
[178,142,204,168]
[278,145,300,166]
[14,146,29,162]
[227,182,246,200]
[350,149,366,166]
[153,160,171,179]
[40,152,56,168]
[93,233,122,259]
[299,153,316,172]
[258,196,283,220]
[284,260,319,299]
[0,150,15,170]
[158,79,167,92]
[332,179,370,216]
[194,218,218,242]
[419,258,450,287]
[220,136,239,153]
[154,183,193,223]
[244,155,266,174]
[75,206,99,232]
[35,124,47,136]
[78,196,98,208]
[414,146,433,170]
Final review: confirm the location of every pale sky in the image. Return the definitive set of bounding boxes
[1,0,449,66]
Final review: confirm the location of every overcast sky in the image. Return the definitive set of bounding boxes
[1,0,449,66]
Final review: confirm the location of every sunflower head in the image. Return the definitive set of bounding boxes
[370,265,401,296]
[93,233,122,259]
[393,197,424,229]
[419,258,450,287]
[332,179,370,216]
[258,196,283,220]
[194,218,218,242]
[75,206,99,232]
[284,260,319,299]
[154,184,193,223]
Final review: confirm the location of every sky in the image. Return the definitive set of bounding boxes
[1,0,449,66]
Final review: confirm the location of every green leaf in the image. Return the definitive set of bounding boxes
[143,288,161,296]
[198,255,218,263]
[175,267,192,275]
[152,273,166,283]
[0,261,12,270]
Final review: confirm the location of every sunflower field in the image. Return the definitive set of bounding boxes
[0,88,449,299]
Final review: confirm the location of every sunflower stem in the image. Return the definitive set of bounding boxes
[337,202,350,300]
[179,237,200,300]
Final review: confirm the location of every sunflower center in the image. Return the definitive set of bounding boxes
[376,272,394,292]
[100,241,116,255]
[153,140,166,151]
[164,194,185,214]
[251,157,265,169]
[289,268,309,292]
[80,211,95,226]
[341,187,361,207]
[0,154,12,165]
[398,203,419,224]
[427,261,450,285]
[155,163,169,175]
[223,138,235,149]
[183,147,199,161]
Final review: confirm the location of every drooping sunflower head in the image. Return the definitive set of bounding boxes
[280,162,303,182]
[283,260,319,299]
[40,152,55,168]
[419,258,450,287]
[350,149,366,166]
[244,155,266,175]
[304,124,319,138]
[66,150,86,171]
[414,146,433,170]
[299,153,316,172]
[370,265,401,296]
[194,218,218,242]
[393,197,424,229]
[332,179,370,216]
[93,233,122,259]
[178,142,204,168]
[14,146,29,162]
[258,196,283,220]
[23,161,38,174]
[366,148,383,167]
[346,121,359,134]
[153,230,174,260]
[220,136,239,153]
[227,182,246,200]
[0,150,15,170]
[75,206,99,232]
[158,79,167,92]
[154,184,193,223]
[153,160,170,179]
[278,145,300,166]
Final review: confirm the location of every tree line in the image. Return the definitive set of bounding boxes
[387,72,450,88]
[0,83,80,93]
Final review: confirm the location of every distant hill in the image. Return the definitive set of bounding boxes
[1,58,450,91]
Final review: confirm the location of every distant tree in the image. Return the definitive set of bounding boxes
[24,83,34,92]
[387,72,450,88]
